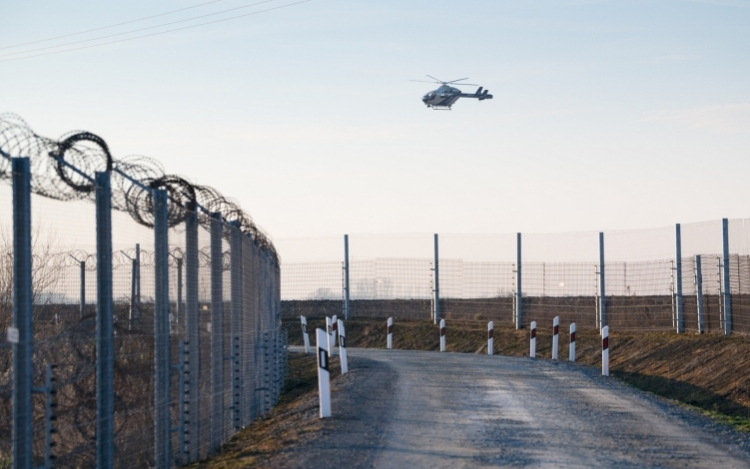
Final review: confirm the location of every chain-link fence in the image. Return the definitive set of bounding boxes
[279,220,750,335]
[0,114,284,468]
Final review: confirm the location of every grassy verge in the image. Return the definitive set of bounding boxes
[186,352,340,469]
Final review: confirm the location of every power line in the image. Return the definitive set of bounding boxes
[0,0,311,63]
[0,0,278,59]
[0,0,228,51]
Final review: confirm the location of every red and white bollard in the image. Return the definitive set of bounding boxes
[440,319,446,352]
[387,317,393,349]
[338,319,348,374]
[552,316,559,360]
[487,321,494,355]
[316,328,331,418]
[301,315,310,353]
[530,321,537,358]
[569,323,576,362]
[326,317,333,356]
[602,325,609,376]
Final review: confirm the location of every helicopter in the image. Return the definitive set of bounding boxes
[411,75,493,110]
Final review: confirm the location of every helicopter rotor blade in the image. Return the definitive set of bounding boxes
[415,75,482,86]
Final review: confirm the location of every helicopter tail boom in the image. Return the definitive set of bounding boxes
[458,88,493,101]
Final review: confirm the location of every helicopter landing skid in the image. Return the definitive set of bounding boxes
[428,106,452,111]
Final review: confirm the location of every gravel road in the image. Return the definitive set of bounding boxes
[282,347,750,468]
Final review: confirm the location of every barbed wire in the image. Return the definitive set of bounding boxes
[0,113,278,260]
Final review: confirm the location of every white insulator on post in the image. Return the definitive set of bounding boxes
[316,328,331,418]
[338,319,348,374]
[552,316,559,360]
[326,317,333,357]
[569,323,576,362]
[301,315,310,353]
[387,317,393,349]
[602,325,610,376]
[487,321,494,355]
[440,319,446,352]
[530,321,537,358]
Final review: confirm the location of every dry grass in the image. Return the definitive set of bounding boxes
[185,353,340,469]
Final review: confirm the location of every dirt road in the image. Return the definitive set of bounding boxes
[282,347,750,468]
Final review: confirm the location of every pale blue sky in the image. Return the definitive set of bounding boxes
[1,0,749,240]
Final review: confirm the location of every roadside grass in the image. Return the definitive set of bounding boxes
[687,407,750,432]
[185,353,339,469]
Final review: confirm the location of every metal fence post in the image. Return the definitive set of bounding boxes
[129,256,137,330]
[516,232,522,329]
[79,260,86,319]
[675,223,684,333]
[95,170,114,469]
[433,233,440,324]
[696,255,705,333]
[722,218,732,335]
[136,243,141,323]
[12,157,33,469]
[242,233,253,428]
[154,188,171,469]
[184,205,200,462]
[230,222,243,432]
[251,241,262,422]
[177,257,184,326]
[210,212,224,454]
[344,234,350,320]
[599,232,606,329]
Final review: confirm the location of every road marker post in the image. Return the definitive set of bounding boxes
[331,314,338,345]
[440,319,446,352]
[316,328,331,418]
[338,319,348,374]
[487,321,494,355]
[552,316,559,360]
[326,317,333,357]
[530,321,537,358]
[602,325,610,376]
[569,323,576,362]
[387,317,393,349]
[301,316,310,353]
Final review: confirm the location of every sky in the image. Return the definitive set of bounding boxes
[1,0,749,244]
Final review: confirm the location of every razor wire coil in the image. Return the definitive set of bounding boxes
[0,113,278,260]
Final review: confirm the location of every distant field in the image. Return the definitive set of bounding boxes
[281,295,750,333]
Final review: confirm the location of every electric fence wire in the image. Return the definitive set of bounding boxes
[0,0,229,52]
[0,0,279,59]
[0,0,312,63]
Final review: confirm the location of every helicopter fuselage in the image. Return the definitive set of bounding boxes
[422,85,462,109]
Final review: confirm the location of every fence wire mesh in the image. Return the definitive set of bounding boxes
[0,115,284,468]
[278,219,750,336]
